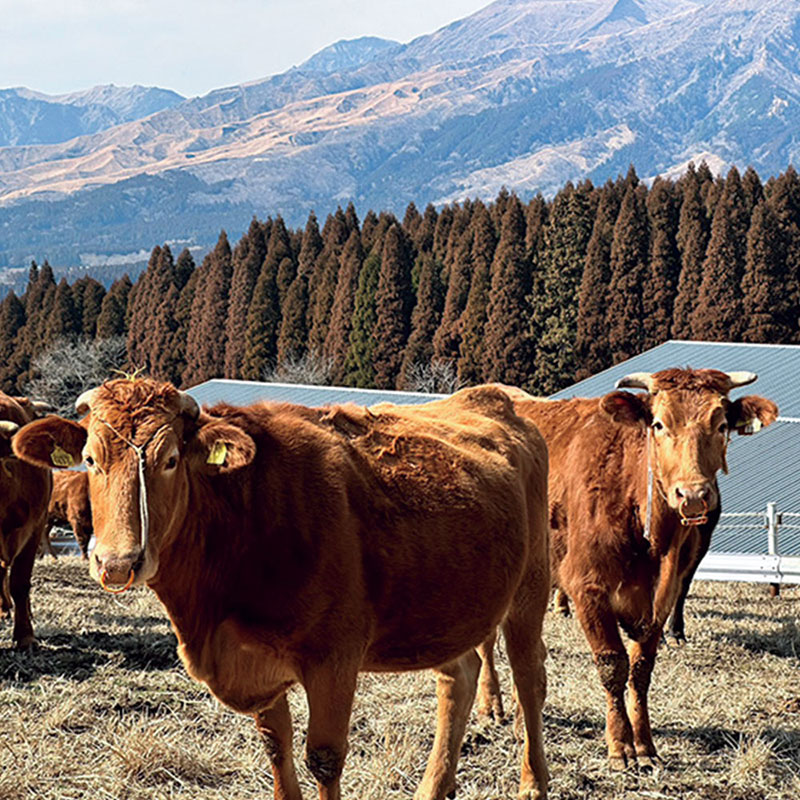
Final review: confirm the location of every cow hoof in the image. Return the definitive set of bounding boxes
[637,753,662,771]
[665,634,686,648]
[15,636,39,652]
[477,698,504,723]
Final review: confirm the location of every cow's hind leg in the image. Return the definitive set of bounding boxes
[572,587,635,770]
[503,584,549,799]
[666,525,710,645]
[0,563,10,621]
[255,693,303,800]
[476,629,504,721]
[415,649,481,800]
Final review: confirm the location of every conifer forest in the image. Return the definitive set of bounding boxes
[3,162,798,398]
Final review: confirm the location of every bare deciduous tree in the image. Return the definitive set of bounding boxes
[402,358,462,394]
[25,336,128,418]
[262,351,336,386]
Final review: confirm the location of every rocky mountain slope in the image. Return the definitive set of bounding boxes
[1,0,799,268]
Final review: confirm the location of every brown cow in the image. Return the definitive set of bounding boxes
[0,393,52,650]
[13,378,550,800]
[45,470,92,559]
[477,368,777,770]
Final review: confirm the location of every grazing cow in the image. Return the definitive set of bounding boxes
[13,378,550,800]
[477,369,777,770]
[45,470,92,559]
[0,393,52,650]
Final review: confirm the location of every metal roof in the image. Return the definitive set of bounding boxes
[551,340,800,557]
[186,379,445,410]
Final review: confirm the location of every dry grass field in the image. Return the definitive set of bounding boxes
[1,557,798,800]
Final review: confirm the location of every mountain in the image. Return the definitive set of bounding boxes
[0,85,184,147]
[1,0,799,269]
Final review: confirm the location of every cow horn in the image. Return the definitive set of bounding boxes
[30,400,54,415]
[725,371,757,389]
[0,421,19,435]
[615,372,654,392]
[177,391,199,420]
[75,387,99,416]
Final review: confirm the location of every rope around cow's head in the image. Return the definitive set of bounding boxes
[92,416,171,594]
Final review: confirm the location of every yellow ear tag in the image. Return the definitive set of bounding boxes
[207,441,227,466]
[744,418,762,434]
[51,445,74,468]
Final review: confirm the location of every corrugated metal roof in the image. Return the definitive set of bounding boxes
[551,340,800,556]
[186,379,445,411]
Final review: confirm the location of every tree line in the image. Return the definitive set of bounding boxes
[2,161,798,398]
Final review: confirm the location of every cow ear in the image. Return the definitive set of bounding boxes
[728,396,779,436]
[188,421,255,474]
[12,416,87,469]
[600,391,652,427]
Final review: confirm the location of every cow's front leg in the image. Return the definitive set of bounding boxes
[10,529,39,650]
[255,693,303,800]
[572,586,635,769]
[476,629,504,721]
[627,634,661,768]
[415,648,480,800]
[303,661,358,800]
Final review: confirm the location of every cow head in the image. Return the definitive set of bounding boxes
[12,378,256,589]
[600,368,778,521]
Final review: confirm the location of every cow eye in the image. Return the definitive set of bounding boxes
[164,455,178,471]
[652,420,664,432]
[85,455,95,468]
[718,422,728,434]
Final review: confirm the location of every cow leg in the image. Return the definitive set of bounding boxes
[572,588,635,769]
[503,599,549,799]
[626,633,661,768]
[554,587,571,617]
[0,563,10,620]
[303,663,358,800]
[255,693,303,800]
[667,525,710,645]
[73,523,91,560]
[476,629,504,721]
[415,648,480,800]
[10,529,39,650]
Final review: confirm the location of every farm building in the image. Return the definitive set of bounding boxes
[189,339,800,588]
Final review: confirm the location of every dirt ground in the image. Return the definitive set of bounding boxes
[1,558,798,799]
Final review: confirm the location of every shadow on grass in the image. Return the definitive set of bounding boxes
[710,618,800,658]
[0,629,178,683]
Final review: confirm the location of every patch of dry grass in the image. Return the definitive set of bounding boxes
[1,559,798,799]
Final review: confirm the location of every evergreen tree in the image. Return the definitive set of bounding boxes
[11,261,56,388]
[308,211,349,354]
[0,292,26,392]
[360,210,380,254]
[182,231,233,386]
[483,196,534,386]
[399,251,445,388]
[73,277,106,338]
[690,167,749,341]
[402,201,422,241]
[343,251,381,387]
[606,183,650,362]
[96,275,132,339]
[172,268,201,387]
[672,165,710,338]
[642,177,680,350]
[530,182,594,392]
[414,204,438,254]
[457,201,497,384]
[525,195,548,264]
[741,166,764,215]
[270,217,296,308]
[324,230,364,384]
[45,279,81,345]
[741,200,793,343]
[767,165,800,340]
[433,206,472,362]
[432,206,455,266]
[224,218,267,378]
[242,245,282,381]
[373,224,415,389]
[575,180,621,378]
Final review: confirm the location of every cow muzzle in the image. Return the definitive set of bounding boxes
[673,484,715,526]
[93,551,142,594]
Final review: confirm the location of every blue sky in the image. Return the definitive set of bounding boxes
[2,0,490,98]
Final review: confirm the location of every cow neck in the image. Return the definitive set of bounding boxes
[94,416,170,558]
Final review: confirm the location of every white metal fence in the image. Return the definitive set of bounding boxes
[696,502,800,584]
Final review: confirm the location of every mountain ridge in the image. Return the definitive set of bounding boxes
[1,0,799,268]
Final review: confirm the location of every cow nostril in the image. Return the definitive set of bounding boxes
[675,487,684,499]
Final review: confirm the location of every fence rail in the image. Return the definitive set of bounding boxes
[696,502,800,584]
